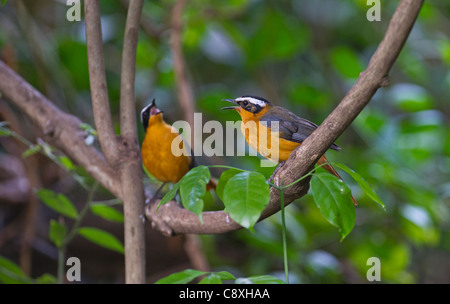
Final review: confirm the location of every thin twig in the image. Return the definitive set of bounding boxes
[277,179,289,284]
[56,182,99,284]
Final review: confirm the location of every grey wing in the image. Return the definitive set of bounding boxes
[261,107,341,151]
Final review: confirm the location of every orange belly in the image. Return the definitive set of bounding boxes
[242,120,300,163]
[142,121,191,183]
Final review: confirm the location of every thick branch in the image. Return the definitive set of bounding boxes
[118,0,146,284]
[84,1,118,165]
[0,60,122,200]
[146,0,424,235]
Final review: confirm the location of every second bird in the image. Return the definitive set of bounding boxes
[221,95,357,205]
[141,99,215,196]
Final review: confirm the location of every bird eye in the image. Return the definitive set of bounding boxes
[242,100,249,106]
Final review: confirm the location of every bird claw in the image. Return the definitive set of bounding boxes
[267,161,286,184]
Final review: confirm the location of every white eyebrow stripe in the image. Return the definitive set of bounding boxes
[140,104,151,123]
[236,97,266,107]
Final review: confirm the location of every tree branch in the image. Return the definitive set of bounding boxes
[170,0,195,127]
[118,0,146,284]
[84,0,119,165]
[0,61,122,200]
[119,0,143,139]
[146,0,424,235]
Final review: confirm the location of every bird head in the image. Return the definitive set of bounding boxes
[221,95,272,114]
[141,98,164,130]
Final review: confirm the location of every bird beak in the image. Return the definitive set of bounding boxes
[150,107,163,116]
[221,98,238,110]
[142,98,163,117]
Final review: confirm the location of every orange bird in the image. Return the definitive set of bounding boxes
[141,99,215,197]
[222,95,357,205]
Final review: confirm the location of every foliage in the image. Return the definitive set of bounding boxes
[0,124,124,283]
[154,268,283,284]
[0,0,449,283]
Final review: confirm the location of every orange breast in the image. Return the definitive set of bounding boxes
[141,116,191,183]
[238,108,301,163]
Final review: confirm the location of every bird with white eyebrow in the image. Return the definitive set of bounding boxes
[221,95,357,205]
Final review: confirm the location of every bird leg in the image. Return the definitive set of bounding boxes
[267,161,286,184]
[148,182,167,205]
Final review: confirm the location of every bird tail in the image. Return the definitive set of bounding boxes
[317,155,358,206]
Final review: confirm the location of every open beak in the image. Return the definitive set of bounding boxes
[141,99,163,123]
[150,106,163,116]
[221,98,238,110]
[147,98,163,116]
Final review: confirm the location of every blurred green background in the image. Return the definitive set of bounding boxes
[0,0,449,283]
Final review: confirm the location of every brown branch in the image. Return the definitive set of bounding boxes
[1,1,148,283]
[118,0,146,284]
[84,1,119,165]
[0,60,122,200]
[171,0,195,127]
[119,0,143,139]
[184,234,210,272]
[119,0,165,40]
[146,0,424,235]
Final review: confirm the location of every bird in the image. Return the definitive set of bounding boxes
[141,99,216,199]
[221,95,357,205]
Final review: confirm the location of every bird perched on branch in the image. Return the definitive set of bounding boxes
[141,99,216,198]
[221,95,357,205]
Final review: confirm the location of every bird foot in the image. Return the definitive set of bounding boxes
[267,161,286,184]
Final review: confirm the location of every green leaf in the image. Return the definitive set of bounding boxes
[235,275,284,284]
[22,145,41,158]
[0,126,12,137]
[247,10,309,65]
[1,0,8,5]
[391,84,433,112]
[179,166,210,222]
[155,269,207,284]
[36,273,57,284]
[212,271,236,280]
[78,227,124,254]
[157,182,180,211]
[311,173,356,240]
[333,163,385,210]
[0,256,32,284]
[198,273,223,284]
[58,156,75,171]
[37,189,78,219]
[79,122,98,136]
[329,46,363,79]
[90,204,124,223]
[216,169,241,201]
[49,220,67,248]
[223,171,270,230]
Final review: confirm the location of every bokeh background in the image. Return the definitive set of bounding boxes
[0,0,449,283]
